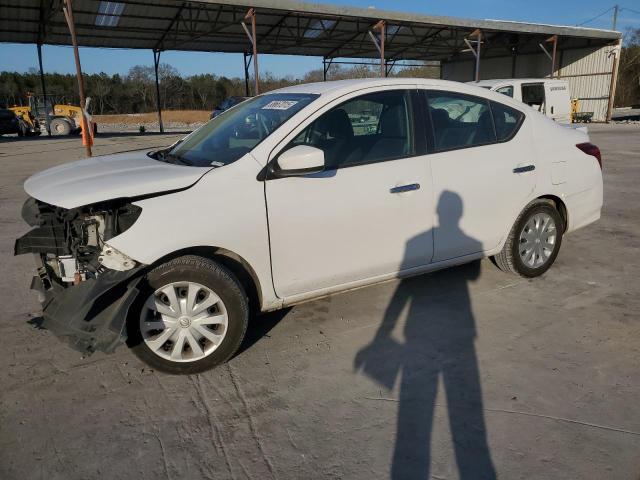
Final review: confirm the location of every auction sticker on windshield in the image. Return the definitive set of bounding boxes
[262,100,299,110]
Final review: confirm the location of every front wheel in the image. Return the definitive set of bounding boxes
[493,200,564,277]
[50,118,72,135]
[128,255,249,374]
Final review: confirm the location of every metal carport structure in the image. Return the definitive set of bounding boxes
[0,0,623,155]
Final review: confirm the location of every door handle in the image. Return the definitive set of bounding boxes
[513,165,535,173]
[390,183,420,194]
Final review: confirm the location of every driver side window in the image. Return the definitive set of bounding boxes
[287,90,414,170]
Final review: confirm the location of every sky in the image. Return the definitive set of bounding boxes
[0,0,638,79]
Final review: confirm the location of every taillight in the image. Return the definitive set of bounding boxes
[576,142,602,169]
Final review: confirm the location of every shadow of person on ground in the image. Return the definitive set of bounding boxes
[355,191,496,480]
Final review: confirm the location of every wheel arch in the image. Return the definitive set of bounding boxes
[149,246,263,314]
[536,194,568,232]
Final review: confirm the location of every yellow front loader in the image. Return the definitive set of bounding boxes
[10,94,97,136]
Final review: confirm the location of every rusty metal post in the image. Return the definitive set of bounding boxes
[153,50,164,133]
[62,0,91,156]
[241,9,259,95]
[464,29,482,82]
[473,29,482,82]
[548,35,558,78]
[606,38,622,122]
[368,20,386,77]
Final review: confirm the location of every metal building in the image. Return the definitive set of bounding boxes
[0,0,623,140]
[441,26,620,121]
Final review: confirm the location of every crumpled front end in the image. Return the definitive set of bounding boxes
[15,197,146,354]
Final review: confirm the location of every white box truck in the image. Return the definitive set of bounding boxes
[472,78,572,124]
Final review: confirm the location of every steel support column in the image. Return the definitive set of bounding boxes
[539,35,558,78]
[368,20,386,77]
[606,38,622,122]
[62,0,91,157]
[241,9,259,95]
[548,35,558,78]
[464,29,482,82]
[153,50,164,133]
[36,43,51,136]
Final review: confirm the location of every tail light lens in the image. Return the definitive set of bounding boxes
[576,142,602,169]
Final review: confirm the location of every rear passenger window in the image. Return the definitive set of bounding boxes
[490,101,524,142]
[288,90,414,169]
[427,92,496,151]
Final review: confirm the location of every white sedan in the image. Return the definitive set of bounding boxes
[16,78,603,373]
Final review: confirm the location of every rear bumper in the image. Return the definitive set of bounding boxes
[32,267,144,354]
[565,182,603,233]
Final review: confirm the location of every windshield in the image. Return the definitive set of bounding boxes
[169,93,319,167]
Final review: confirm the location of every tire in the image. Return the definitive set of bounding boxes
[128,255,249,374]
[493,200,564,278]
[50,118,72,136]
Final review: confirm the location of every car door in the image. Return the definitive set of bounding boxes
[423,90,536,261]
[544,82,571,123]
[265,88,434,299]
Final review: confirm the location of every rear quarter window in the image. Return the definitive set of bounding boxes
[490,101,524,142]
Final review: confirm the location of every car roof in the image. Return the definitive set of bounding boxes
[269,77,506,97]
[267,77,534,113]
[473,78,567,87]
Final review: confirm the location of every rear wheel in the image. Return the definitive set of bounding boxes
[50,118,72,136]
[493,200,564,277]
[128,255,249,374]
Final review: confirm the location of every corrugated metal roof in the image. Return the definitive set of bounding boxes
[0,0,621,60]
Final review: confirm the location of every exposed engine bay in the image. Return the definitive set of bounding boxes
[15,197,142,287]
[14,197,146,354]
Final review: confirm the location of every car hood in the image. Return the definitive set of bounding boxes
[24,150,213,209]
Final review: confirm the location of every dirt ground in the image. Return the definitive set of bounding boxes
[95,110,210,125]
[94,110,209,133]
[1,125,639,480]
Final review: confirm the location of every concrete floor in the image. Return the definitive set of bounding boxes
[1,126,639,480]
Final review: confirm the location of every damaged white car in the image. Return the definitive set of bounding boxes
[15,78,603,374]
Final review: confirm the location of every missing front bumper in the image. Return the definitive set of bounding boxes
[32,267,145,355]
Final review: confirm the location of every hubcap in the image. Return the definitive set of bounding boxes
[140,281,228,363]
[519,212,556,268]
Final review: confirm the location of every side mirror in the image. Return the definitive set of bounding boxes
[270,145,325,178]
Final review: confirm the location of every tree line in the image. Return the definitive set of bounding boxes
[0,62,438,115]
[617,28,640,108]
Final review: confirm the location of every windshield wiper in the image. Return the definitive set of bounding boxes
[149,149,192,166]
[164,153,193,166]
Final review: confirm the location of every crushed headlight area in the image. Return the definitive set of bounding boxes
[15,197,146,354]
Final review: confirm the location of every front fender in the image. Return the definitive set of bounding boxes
[107,156,278,310]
